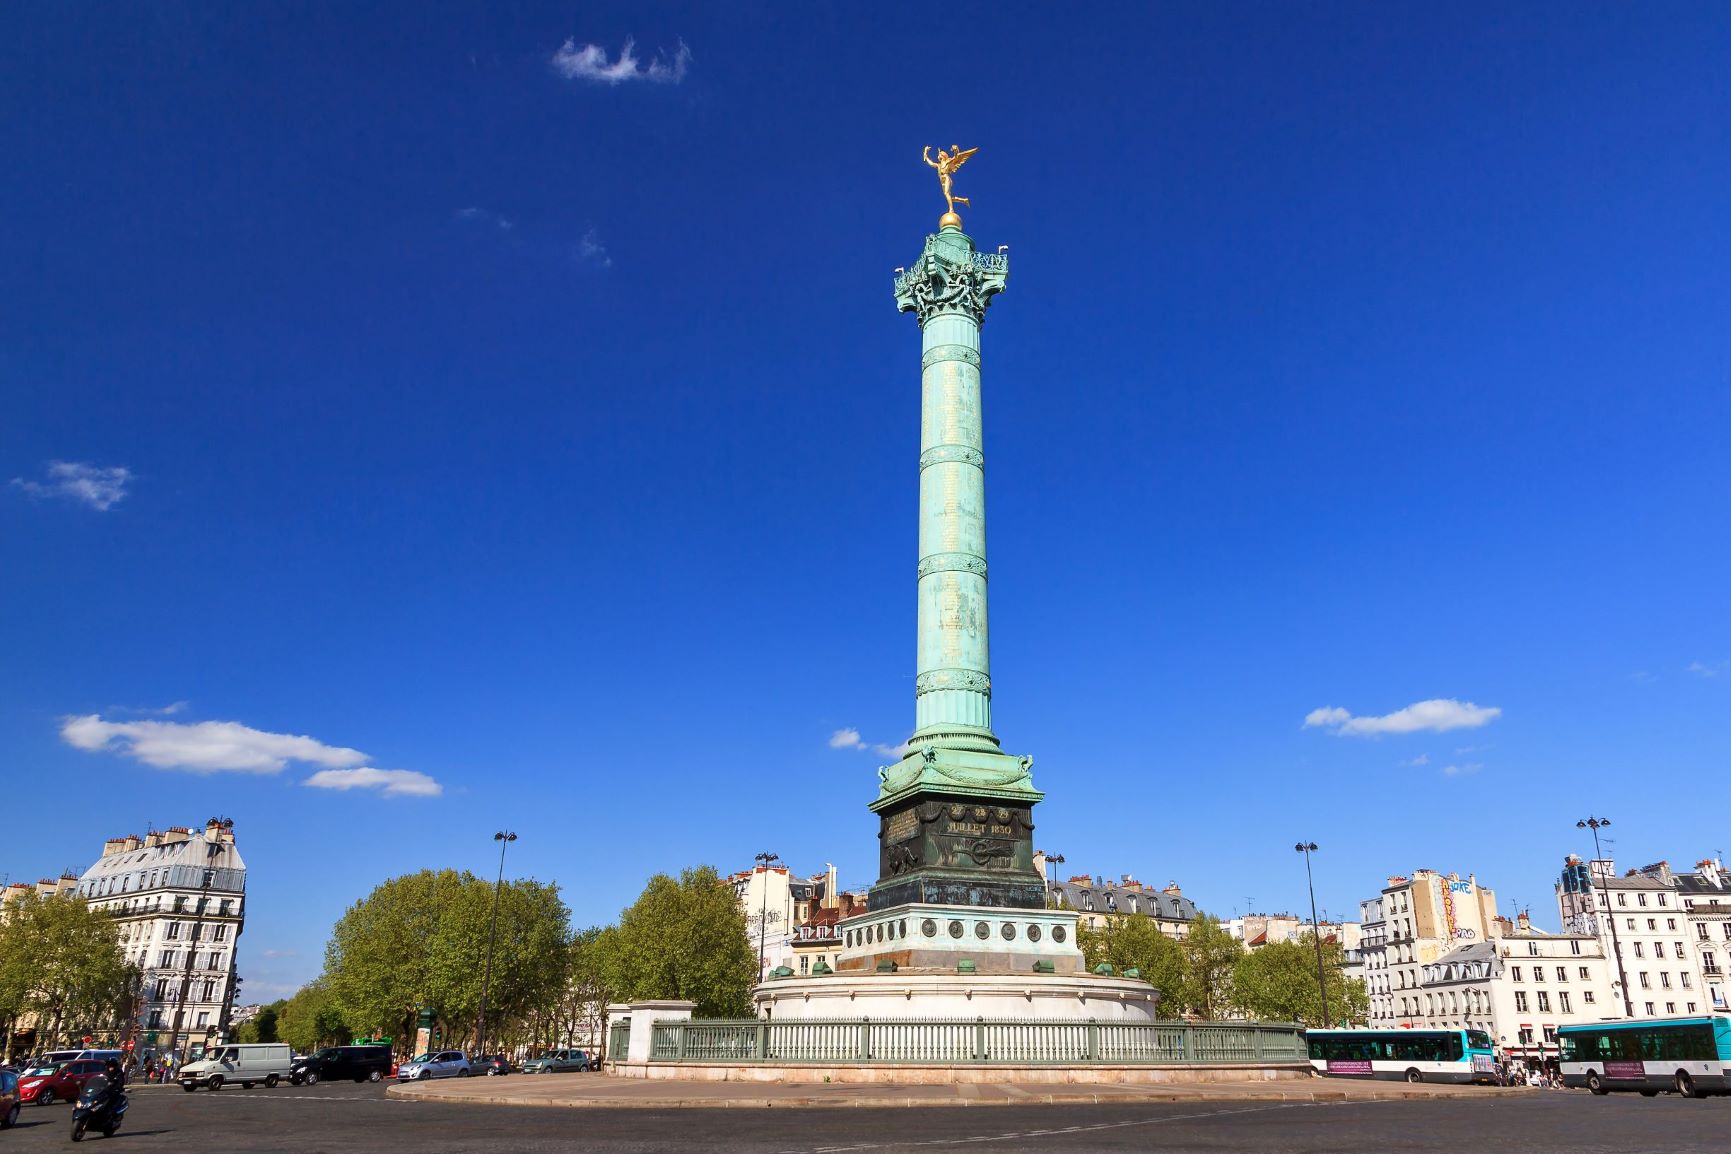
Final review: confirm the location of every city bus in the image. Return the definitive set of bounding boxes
[1558,1015,1731,1097]
[1306,1029,1497,1084]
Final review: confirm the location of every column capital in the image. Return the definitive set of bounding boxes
[894,232,1008,327]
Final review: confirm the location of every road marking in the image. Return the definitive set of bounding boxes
[780,1103,1315,1153]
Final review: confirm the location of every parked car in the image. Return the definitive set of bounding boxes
[289,1045,392,1086]
[18,1060,105,1106]
[475,1054,513,1076]
[178,1043,295,1091]
[395,1051,470,1081]
[38,1050,121,1067]
[1,1067,19,1129]
[521,1049,591,1073]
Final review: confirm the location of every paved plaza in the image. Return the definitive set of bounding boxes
[0,1081,1725,1152]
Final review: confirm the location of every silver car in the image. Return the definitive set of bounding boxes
[395,1051,470,1081]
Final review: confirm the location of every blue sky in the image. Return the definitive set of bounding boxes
[4,4,1728,999]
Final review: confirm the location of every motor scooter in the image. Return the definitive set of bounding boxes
[70,1074,128,1141]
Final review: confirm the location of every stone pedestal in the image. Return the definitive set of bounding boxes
[755,971,1160,1022]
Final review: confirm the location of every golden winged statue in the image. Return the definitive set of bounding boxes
[923,144,978,220]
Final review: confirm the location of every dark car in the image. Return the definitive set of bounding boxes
[288,1045,392,1086]
[476,1054,512,1077]
[1,1067,20,1129]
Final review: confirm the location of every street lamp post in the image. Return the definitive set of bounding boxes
[475,831,517,1059]
[1295,841,1331,1027]
[754,852,781,980]
[1578,817,1634,1018]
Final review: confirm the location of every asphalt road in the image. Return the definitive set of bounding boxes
[4,1080,1729,1152]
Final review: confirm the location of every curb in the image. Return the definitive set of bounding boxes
[386,1082,1507,1110]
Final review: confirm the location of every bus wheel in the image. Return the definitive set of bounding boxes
[1676,1071,1699,1099]
[1587,1071,1607,1095]
[1405,1069,1423,1084]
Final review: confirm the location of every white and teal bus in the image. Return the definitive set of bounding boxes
[1306,1029,1497,1084]
[1558,1015,1731,1097]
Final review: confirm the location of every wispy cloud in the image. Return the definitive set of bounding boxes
[11,461,132,510]
[1686,660,1727,678]
[107,701,191,717]
[578,227,612,268]
[1441,762,1484,777]
[551,37,691,85]
[829,727,907,757]
[1304,698,1502,738]
[1402,753,1430,767]
[304,767,443,798]
[259,949,297,959]
[62,714,367,774]
[456,206,513,231]
[59,712,444,797]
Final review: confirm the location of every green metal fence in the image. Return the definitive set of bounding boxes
[645,1019,1305,1064]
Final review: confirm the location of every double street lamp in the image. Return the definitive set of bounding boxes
[475,831,517,1059]
[1295,841,1330,1027]
[754,851,780,980]
[1577,816,1634,1018]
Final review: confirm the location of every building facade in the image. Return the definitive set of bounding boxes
[1409,919,1623,1067]
[1558,855,1717,1019]
[74,819,246,1057]
[1361,869,1498,1027]
[1042,867,1197,939]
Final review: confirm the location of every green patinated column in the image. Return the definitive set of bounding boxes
[863,217,1044,918]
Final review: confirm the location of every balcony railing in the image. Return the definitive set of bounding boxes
[645,1019,1306,1065]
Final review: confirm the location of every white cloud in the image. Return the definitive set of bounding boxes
[11,461,133,510]
[1403,753,1431,767]
[1304,698,1502,737]
[457,206,513,231]
[578,227,612,268]
[828,727,907,757]
[61,714,368,774]
[551,37,690,85]
[304,767,443,798]
[1686,661,1727,678]
[1441,762,1484,777]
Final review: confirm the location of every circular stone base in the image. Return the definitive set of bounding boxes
[755,970,1160,1022]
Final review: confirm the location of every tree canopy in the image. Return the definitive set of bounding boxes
[606,866,755,1017]
[0,892,139,1053]
[1233,934,1369,1026]
[323,869,572,1048]
[276,979,350,1053]
[1176,914,1244,1019]
[1078,916,1186,1018]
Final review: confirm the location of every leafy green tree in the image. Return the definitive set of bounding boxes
[323,869,571,1049]
[1177,914,1243,1019]
[1233,935,1369,1027]
[608,866,755,1018]
[234,1000,284,1044]
[1077,917,1186,1018]
[0,892,138,1051]
[277,980,350,1052]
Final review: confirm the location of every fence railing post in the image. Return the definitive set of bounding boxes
[1085,1019,1099,1063]
[674,1023,686,1061]
[858,1019,870,1061]
[756,1021,768,1061]
[974,1017,986,1062]
[1182,1024,1196,1063]
[1253,1024,1265,1060]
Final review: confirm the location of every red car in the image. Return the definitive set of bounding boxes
[18,1059,106,1106]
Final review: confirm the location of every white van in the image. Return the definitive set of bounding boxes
[178,1043,294,1091]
